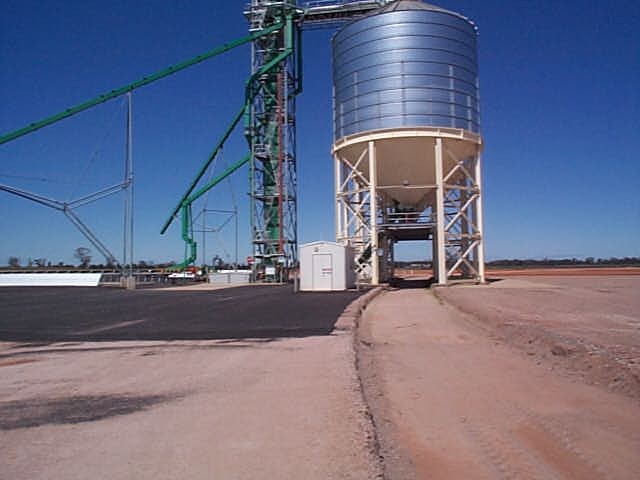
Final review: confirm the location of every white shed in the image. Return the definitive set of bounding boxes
[299,241,355,291]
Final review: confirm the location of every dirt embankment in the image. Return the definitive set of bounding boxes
[395,266,640,278]
[435,276,640,401]
[488,267,640,277]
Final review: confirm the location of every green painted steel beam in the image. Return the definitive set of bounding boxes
[163,31,293,236]
[172,154,251,269]
[186,154,250,205]
[250,14,296,256]
[243,48,293,136]
[296,26,303,94]
[163,13,295,268]
[177,204,197,270]
[0,22,284,146]
[160,104,246,235]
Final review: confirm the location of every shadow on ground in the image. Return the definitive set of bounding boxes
[0,394,174,430]
[0,285,363,342]
[390,277,505,288]
[389,277,435,289]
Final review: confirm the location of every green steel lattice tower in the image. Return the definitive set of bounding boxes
[245,2,302,277]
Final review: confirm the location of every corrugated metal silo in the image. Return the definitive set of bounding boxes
[333,0,480,138]
[332,0,485,286]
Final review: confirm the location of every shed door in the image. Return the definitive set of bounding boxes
[312,253,333,291]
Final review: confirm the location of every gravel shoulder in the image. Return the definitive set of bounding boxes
[358,286,640,480]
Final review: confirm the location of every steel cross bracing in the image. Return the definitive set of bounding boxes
[335,145,376,280]
[441,149,485,282]
[335,141,436,284]
[245,2,299,278]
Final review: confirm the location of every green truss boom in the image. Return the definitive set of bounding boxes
[0,22,283,146]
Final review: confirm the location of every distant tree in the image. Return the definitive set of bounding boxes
[74,247,92,268]
[8,256,20,267]
[212,255,223,269]
[33,258,47,268]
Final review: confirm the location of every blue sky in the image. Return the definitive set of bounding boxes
[1,0,639,265]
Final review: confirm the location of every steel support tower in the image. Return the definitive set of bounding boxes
[245,1,390,279]
[245,2,301,278]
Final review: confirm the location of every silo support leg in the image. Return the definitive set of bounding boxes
[475,152,486,282]
[333,147,374,283]
[334,154,343,243]
[368,140,379,285]
[434,138,447,285]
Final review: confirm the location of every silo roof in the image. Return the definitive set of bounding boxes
[378,0,450,13]
[376,0,476,27]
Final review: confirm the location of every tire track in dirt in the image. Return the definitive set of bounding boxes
[510,406,612,480]
[464,420,561,480]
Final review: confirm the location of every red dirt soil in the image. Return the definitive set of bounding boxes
[436,276,640,401]
[488,267,640,277]
[395,266,640,278]
[359,279,640,479]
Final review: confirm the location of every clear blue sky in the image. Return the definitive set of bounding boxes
[1,0,639,265]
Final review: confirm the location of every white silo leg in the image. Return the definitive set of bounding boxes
[434,138,447,285]
[334,154,343,243]
[475,152,486,283]
[368,140,379,285]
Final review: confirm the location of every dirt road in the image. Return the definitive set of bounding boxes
[358,287,640,479]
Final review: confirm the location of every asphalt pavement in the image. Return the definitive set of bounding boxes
[0,285,362,342]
